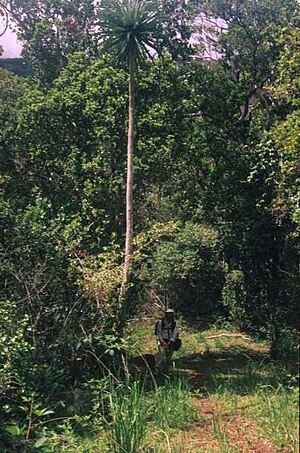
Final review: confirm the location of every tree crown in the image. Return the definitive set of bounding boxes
[98,0,163,69]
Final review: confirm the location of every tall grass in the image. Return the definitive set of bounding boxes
[208,358,299,453]
[99,375,195,452]
[151,376,196,431]
[254,385,299,452]
[102,380,147,453]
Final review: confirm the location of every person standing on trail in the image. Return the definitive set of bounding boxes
[155,309,180,370]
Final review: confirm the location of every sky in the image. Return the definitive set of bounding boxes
[0,20,22,58]
[0,13,222,60]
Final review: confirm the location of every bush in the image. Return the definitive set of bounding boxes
[0,300,34,423]
[145,222,223,316]
[222,270,247,328]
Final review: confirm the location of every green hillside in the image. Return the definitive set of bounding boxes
[0,57,32,77]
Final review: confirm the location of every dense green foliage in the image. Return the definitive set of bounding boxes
[0,58,32,77]
[0,0,299,450]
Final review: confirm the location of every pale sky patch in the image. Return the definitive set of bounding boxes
[0,9,224,60]
[0,19,22,58]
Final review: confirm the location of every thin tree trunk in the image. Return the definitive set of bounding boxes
[121,63,134,291]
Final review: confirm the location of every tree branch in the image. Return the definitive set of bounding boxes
[206,333,251,340]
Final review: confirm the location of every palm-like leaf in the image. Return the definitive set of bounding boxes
[98,0,163,68]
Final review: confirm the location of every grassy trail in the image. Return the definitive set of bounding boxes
[127,319,299,453]
[49,320,298,452]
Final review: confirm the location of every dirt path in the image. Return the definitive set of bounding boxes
[131,321,297,452]
[185,398,276,453]
[171,340,280,452]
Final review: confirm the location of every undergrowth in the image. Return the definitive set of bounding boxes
[3,320,298,452]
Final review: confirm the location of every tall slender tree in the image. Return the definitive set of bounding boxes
[99,0,163,291]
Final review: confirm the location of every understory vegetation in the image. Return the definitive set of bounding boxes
[0,0,299,451]
[2,321,298,452]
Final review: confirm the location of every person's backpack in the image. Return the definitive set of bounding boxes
[154,320,160,336]
[173,338,182,351]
